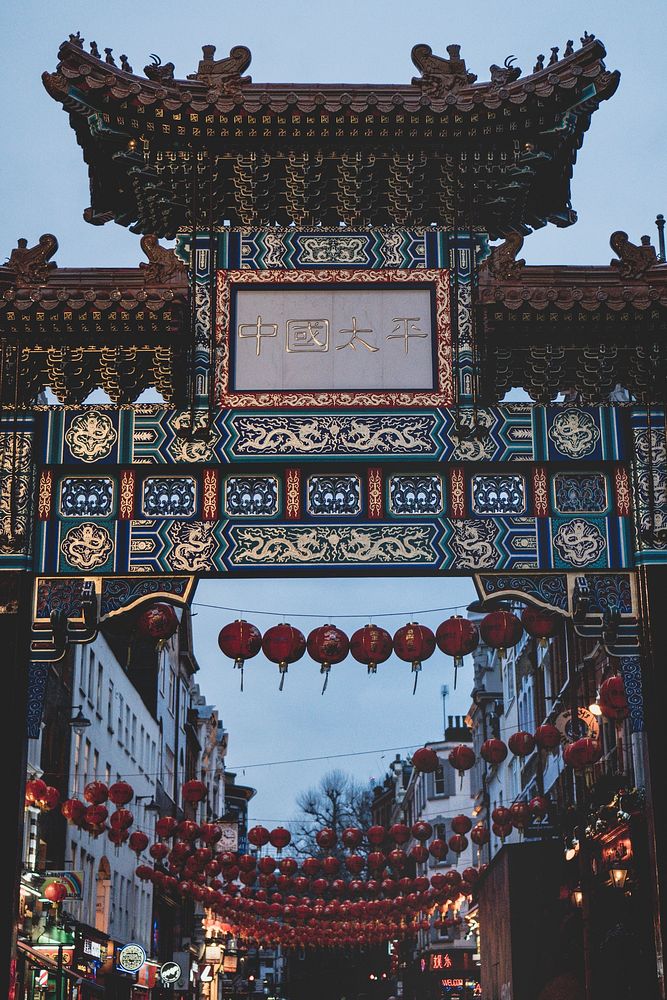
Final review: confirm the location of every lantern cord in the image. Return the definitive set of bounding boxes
[240,665,244,693]
[191,600,469,620]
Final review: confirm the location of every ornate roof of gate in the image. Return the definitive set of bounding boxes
[42,34,618,237]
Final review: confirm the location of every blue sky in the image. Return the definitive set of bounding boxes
[3,0,665,825]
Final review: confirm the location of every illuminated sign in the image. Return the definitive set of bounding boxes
[441,978,464,988]
[83,940,102,959]
[159,962,182,986]
[430,954,454,971]
[118,943,146,974]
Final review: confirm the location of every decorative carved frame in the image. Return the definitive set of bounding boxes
[215,268,453,408]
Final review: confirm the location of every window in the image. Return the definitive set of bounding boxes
[139,725,145,769]
[150,740,157,775]
[87,651,95,704]
[117,694,124,737]
[107,681,114,731]
[165,747,175,791]
[125,706,130,748]
[104,762,111,785]
[79,647,87,695]
[70,842,77,871]
[159,654,166,695]
[82,739,91,786]
[503,654,515,705]
[168,669,177,715]
[434,764,447,796]
[180,683,187,729]
[92,750,99,780]
[96,663,103,713]
[73,732,82,795]
[131,715,137,757]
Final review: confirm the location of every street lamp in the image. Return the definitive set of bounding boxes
[135,795,160,812]
[68,706,91,736]
[570,887,584,908]
[609,863,629,890]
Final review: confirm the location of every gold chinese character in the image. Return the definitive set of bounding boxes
[335,316,378,352]
[286,319,329,353]
[238,315,278,356]
[386,316,427,353]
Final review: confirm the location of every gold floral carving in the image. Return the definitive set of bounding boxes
[216,268,453,408]
[367,469,383,518]
[202,470,219,520]
[230,525,435,565]
[38,471,53,520]
[614,466,631,516]
[65,411,117,463]
[533,467,549,517]
[60,522,113,570]
[119,471,134,519]
[285,470,301,518]
[450,468,465,517]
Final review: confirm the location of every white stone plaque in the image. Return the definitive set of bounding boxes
[232,287,434,392]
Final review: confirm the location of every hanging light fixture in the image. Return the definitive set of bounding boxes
[68,705,91,735]
[608,863,629,890]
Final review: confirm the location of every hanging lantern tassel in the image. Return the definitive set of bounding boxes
[262,623,306,693]
[307,625,349,696]
[392,622,435,695]
[320,662,330,695]
[218,620,263,693]
[436,616,479,690]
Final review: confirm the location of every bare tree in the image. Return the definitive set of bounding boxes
[293,769,374,859]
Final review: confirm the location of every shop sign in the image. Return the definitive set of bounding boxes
[41,872,83,899]
[118,943,146,974]
[159,961,183,986]
[555,707,599,741]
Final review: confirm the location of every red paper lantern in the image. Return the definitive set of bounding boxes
[39,787,61,811]
[25,778,48,806]
[345,855,365,875]
[156,816,179,839]
[150,842,170,861]
[350,624,393,675]
[248,825,271,848]
[479,610,523,660]
[448,744,476,779]
[61,798,85,826]
[307,625,350,693]
[448,834,468,855]
[387,849,408,870]
[451,815,472,836]
[107,781,133,806]
[263,624,306,690]
[520,606,561,646]
[136,602,179,642]
[182,780,207,804]
[411,821,433,842]
[341,827,363,849]
[508,731,536,758]
[393,622,436,692]
[470,823,489,846]
[218,620,262,689]
[480,738,508,765]
[269,827,292,851]
[429,838,448,859]
[110,808,134,830]
[177,820,200,841]
[367,825,386,847]
[436,616,479,688]
[492,822,512,840]
[509,802,531,831]
[367,851,386,870]
[83,781,108,805]
[410,845,429,863]
[491,806,511,826]
[529,796,549,820]
[411,746,440,774]
[44,882,67,904]
[322,856,341,875]
[564,738,603,769]
[598,675,629,720]
[129,831,149,855]
[534,724,561,752]
[315,827,337,850]
[135,865,154,881]
[200,823,222,845]
[108,828,129,846]
[388,823,410,845]
[84,804,108,829]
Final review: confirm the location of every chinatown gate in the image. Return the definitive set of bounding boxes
[2,32,667,999]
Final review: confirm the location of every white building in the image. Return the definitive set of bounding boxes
[63,631,159,950]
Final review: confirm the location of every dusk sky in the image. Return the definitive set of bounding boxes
[3,0,665,828]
